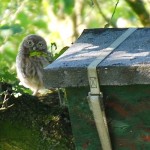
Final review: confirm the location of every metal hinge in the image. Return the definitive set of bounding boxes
[87,92,104,111]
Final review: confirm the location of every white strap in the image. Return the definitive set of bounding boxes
[87,28,137,150]
[88,28,137,94]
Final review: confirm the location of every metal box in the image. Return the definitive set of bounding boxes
[44,28,150,149]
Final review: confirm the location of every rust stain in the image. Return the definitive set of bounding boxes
[129,101,150,115]
[82,140,90,149]
[106,97,150,117]
[142,135,150,142]
[116,138,136,150]
[107,101,129,117]
[136,125,150,132]
[72,107,95,126]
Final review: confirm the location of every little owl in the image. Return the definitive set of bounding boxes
[16,34,52,95]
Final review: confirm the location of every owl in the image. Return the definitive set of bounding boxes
[16,34,52,95]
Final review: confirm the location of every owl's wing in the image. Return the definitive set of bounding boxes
[46,51,53,63]
[40,52,52,68]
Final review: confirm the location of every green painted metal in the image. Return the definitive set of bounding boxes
[66,87,102,149]
[66,85,150,150]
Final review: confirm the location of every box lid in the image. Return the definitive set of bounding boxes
[44,28,150,88]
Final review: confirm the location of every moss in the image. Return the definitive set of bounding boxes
[0,121,41,150]
[0,92,74,150]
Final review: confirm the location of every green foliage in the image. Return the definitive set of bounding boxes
[29,51,48,57]
[52,46,69,60]
[63,0,75,14]
[0,55,16,84]
[51,0,74,15]
[0,24,23,34]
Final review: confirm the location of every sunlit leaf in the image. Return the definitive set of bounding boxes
[54,46,69,60]
[29,51,47,57]
[0,25,10,30]
[17,12,30,27]
[63,0,74,14]
[0,24,23,34]
[33,20,47,28]
[11,24,23,34]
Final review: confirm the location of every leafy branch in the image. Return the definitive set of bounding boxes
[105,0,120,28]
[125,0,150,26]
[92,0,118,27]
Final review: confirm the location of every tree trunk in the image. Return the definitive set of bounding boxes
[125,0,150,26]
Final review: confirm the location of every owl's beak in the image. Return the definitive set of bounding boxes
[33,47,36,50]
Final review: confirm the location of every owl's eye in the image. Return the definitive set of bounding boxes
[37,42,43,48]
[27,40,34,47]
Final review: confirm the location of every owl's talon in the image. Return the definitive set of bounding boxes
[32,89,39,96]
[32,92,38,96]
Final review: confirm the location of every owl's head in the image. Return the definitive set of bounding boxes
[21,34,47,54]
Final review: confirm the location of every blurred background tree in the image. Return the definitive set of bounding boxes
[0,0,150,90]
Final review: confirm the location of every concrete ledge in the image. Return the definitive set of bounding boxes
[43,28,150,88]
